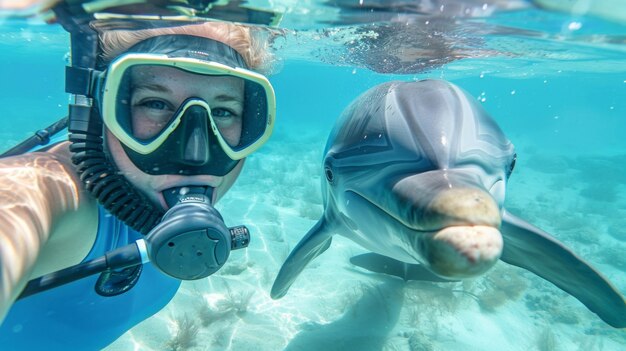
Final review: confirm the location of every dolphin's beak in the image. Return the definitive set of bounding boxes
[386,170,503,278]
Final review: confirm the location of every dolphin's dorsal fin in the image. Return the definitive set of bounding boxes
[349,253,456,283]
[271,219,333,299]
[500,210,626,328]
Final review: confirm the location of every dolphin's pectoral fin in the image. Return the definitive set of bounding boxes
[350,253,457,283]
[500,210,626,328]
[271,219,333,300]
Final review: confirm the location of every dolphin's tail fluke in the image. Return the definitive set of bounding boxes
[271,219,333,299]
[500,210,626,328]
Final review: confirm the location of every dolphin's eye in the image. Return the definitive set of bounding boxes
[508,153,517,177]
[325,166,334,183]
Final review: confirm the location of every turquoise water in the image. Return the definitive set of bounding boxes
[1,4,626,350]
[0,20,67,148]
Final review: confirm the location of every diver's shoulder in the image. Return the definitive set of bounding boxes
[0,141,78,181]
[44,140,73,163]
[0,141,71,164]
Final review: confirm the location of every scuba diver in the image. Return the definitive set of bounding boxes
[0,2,276,350]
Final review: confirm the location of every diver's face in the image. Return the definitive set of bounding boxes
[105,65,246,210]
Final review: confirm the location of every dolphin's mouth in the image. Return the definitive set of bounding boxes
[425,225,503,278]
[346,185,503,279]
[345,189,438,232]
[348,181,502,232]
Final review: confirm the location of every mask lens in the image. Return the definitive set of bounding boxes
[233,80,269,152]
[112,63,271,158]
[115,65,180,143]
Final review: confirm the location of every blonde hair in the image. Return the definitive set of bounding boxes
[96,21,271,73]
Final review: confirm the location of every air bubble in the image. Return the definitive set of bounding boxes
[568,22,582,31]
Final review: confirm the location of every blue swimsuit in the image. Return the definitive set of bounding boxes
[0,138,181,350]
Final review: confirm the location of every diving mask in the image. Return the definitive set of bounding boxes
[97,35,276,176]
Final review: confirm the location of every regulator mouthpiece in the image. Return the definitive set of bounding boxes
[147,186,250,280]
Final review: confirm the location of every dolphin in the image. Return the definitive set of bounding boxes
[271,79,626,328]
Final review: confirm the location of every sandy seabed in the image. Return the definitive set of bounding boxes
[106,132,626,351]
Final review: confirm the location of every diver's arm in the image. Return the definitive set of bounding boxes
[0,148,86,322]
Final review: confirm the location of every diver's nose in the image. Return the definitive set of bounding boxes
[180,105,210,165]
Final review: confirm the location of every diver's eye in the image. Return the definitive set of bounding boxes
[141,99,169,111]
[132,98,176,126]
[211,107,237,119]
[130,97,176,139]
